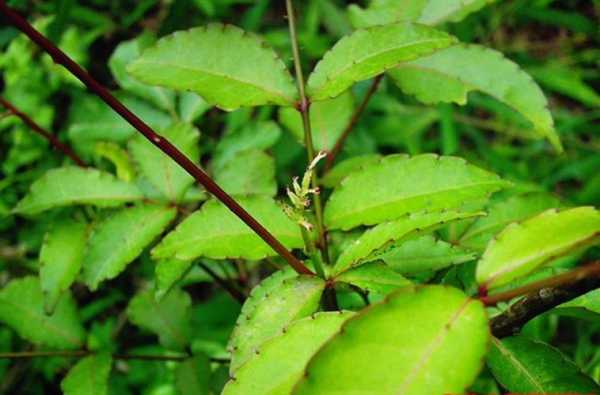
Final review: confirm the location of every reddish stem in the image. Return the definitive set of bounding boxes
[0,2,312,276]
[324,74,383,171]
[0,96,86,167]
[480,261,600,306]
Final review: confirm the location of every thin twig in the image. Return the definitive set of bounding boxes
[0,2,313,276]
[480,261,600,306]
[285,0,330,266]
[324,75,383,171]
[0,350,230,363]
[489,263,600,338]
[197,261,246,304]
[0,96,86,167]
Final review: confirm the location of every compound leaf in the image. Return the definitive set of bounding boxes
[476,207,600,290]
[83,204,177,290]
[152,196,303,261]
[127,288,192,351]
[223,312,353,395]
[334,210,483,274]
[487,336,600,394]
[14,167,144,216]
[40,218,89,314]
[324,154,508,230]
[293,286,489,395]
[228,273,325,373]
[129,122,200,202]
[128,24,297,110]
[61,353,112,395]
[0,277,85,349]
[306,23,456,101]
[388,45,562,151]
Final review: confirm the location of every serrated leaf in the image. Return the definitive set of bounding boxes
[175,354,211,395]
[306,23,456,101]
[476,207,600,290]
[349,0,497,28]
[14,167,144,216]
[228,273,325,373]
[129,122,200,202]
[223,312,353,395]
[61,353,112,395]
[214,150,277,196]
[127,24,297,110]
[152,196,303,261]
[127,288,192,351]
[388,45,562,151]
[0,277,85,349]
[459,192,561,251]
[325,154,508,230]
[377,235,476,275]
[82,204,177,290]
[335,262,411,295]
[278,92,354,151]
[321,154,381,188]
[293,286,489,395]
[39,218,88,314]
[487,336,600,394]
[108,34,176,111]
[335,210,483,274]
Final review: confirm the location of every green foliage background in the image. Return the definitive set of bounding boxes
[0,0,599,394]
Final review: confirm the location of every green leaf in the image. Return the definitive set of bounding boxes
[556,288,600,316]
[529,62,600,108]
[228,272,325,373]
[39,218,88,314]
[293,286,489,395]
[223,312,353,395]
[388,45,562,151]
[175,354,211,395]
[321,154,381,188]
[334,210,483,274]
[127,24,297,110]
[0,277,85,349]
[214,150,277,196]
[108,34,176,112]
[94,142,136,182]
[335,262,411,295]
[61,353,112,395]
[127,288,192,351]
[459,192,561,251]
[278,92,354,151]
[14,167,144,216]
[487,336,600,393]
[152,196,303,261]
[83,204,177,291]
[129,122,200,202]
[325,154,508,230]
[212,121,282,172]
[306,23,456,101]
[349,0,497,28]
[155,258,195,301]
[476,207,600,290]
[377,234,476,275]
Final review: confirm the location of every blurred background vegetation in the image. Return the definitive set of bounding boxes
[0,0,599,394]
